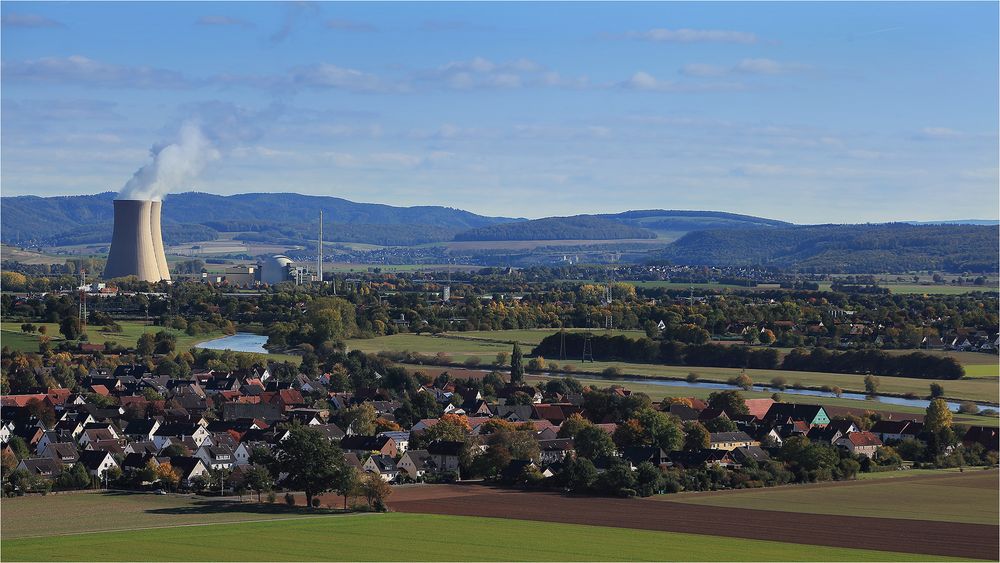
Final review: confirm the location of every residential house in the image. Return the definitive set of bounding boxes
[195,444,236,471]
[709,431,758,451]
[167,456,209,486]
[835,431,883,459]
[427,441,464,475]
[763,404,830,427]
[362,455,399,482]
[16,457,62,478]
[41,442,80,466]
[538,438,575,465]
[78,450,119,478]
[397,449,434,480]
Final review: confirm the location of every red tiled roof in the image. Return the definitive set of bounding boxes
[0,394,47,407]
[744,399,775,420]
[846,431,882,447]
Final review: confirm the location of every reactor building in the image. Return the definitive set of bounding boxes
[103,199,172,282]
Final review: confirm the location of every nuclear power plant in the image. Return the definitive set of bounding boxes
[103,199,172,282]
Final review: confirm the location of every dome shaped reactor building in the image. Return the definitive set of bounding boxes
[261,255,294,285]
[103,199,171,282]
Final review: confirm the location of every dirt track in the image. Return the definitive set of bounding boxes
[387,484,999,560]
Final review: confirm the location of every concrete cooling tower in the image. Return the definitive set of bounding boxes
[103,199,171,282]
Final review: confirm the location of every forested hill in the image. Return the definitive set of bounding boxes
[657,224,1000,273]
[605,209,790,232]
[1,192,516,246]
[454,215,657,241]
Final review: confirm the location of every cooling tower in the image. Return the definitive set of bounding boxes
[149,201,171,281]
[103,199,169,282]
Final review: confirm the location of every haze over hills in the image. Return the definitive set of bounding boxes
[659,224,1000,273]
[2,192,997,273]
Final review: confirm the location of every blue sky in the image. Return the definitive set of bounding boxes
[2,1,997,222]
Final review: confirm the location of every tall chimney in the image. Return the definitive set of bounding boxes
[149,201,171,281]
[103,200,165,282]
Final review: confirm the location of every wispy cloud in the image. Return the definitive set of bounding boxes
[681,58,810,77]
[270,2,319,44]
[289,63,395,93]
[1,99,122,121]
[197,15,254,28]
[1,55,190,89]
[622,71,744,93]
[325,18,377,32]
[612,27,759,44]
[2,12,63,28]
[917,127,963,139]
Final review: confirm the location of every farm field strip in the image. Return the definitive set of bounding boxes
[668,470,1000,525]
[0,511,964,562]
[388,486,996,560]
[345,333,1000,404]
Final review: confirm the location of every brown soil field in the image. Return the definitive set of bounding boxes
[383,483,998,560]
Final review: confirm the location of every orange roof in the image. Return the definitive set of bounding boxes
[745,399,775,420]
[90,385,110,396]
[46,388,70,405]
[0,394,47,407]
[846,431,882,447]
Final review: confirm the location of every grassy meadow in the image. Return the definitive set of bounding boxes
[344,332,1000,404]
[668,470,999,526]
[0,493,962,562]
[0,320,223,354]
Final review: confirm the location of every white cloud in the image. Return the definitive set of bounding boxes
[735,58,808,75]
[289,63,395,93]
[622,71,744,93]
[681,58,809,77]
[1,55,190,89]
[619,28,759,44]
[1,12,63,28]
[919,127,963,139]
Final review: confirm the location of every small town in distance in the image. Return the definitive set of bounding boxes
[1,2,998,563]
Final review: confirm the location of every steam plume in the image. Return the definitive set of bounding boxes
[118,121,220,201]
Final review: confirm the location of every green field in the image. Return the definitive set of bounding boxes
[669,470,999,526]
[523,374,999,427]
[0,493,961,562]
[345,332,999,404]
[451,328,647,346]
[0,321,223,354]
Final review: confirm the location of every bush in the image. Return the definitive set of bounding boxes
[770,376,787,390]
[958,401,979,414]
[686,372,699,383]
[266,491,277,504]
[527,357,546,373]
[463,356,482,368]
[602,367,623,378]
[284,492,296,506]
[311,497,321,508]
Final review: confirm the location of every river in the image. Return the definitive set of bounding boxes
[196,333,269,354]
[196,333,997,414]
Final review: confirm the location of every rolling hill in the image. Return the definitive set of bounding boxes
[657,224,1000,273]
[0,192,516,246]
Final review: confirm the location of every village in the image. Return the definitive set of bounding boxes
[3,352,997,500]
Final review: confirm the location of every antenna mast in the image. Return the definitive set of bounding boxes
[317,210,323,284]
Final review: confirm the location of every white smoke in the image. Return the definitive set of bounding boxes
[118,121,221,201]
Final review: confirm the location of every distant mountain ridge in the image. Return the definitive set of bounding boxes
[1,192,517,246]
[658,223,1000,273]
[3,193,996,274]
